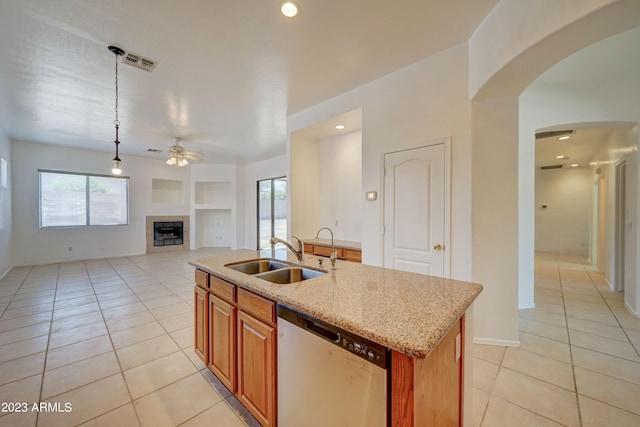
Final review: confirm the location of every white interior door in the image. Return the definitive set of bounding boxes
[383,144,446,276]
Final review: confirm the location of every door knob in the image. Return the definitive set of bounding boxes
[433,244,444,251]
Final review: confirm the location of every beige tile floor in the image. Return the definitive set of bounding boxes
[0,248,260,427]
[1,249,639,426]
[474,252,640,426]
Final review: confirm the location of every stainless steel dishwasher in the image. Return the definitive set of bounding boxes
[277,304,389,427]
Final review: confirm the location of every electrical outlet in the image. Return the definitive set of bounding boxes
[68,246,73,252]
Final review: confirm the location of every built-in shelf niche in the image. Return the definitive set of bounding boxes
[152,178,185,204]
[194,181,231,207]
[194,209,232,247]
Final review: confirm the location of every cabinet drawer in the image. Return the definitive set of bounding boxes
[195,269,209,290]
[313,245,343,258]
[211,276,236,304]
[344,249,362,263]
[304,244,314,255]
[237,288,275,325]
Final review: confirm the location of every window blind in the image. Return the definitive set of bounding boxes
[39,170,129,227]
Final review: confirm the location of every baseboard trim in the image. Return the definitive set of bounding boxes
[605,278,615,292]
[625,302,640,318]
[473,337,520,347]
[519,302,536,310]
[0,265,15,281]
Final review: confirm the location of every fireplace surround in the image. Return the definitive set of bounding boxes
[146,216,190,253]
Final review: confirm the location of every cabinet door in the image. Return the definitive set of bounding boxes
[194,286,208,363]
[237,310,276,427]
[209,294,236,392]
[345,249,362,263]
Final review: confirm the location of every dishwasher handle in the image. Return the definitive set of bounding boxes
[305,319,340,343]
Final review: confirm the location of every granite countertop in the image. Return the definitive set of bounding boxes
[301,238,361,251]
[190,249,482,359]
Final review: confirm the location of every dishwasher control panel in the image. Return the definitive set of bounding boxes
[277,304,388,369]
[340,336,387,368]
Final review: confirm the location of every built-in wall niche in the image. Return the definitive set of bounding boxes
[291,108,363,243]
[195,181,231,206]
[195,209,232,247]
[152,178,185,204]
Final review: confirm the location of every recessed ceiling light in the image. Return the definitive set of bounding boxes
[335,124,345,130]
[571,163,579,167]
[556,155,569,159]
[280,1,300,17]
[558,136,571,140]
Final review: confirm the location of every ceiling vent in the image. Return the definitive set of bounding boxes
[122,52,157,72]
[535,130,575,139]
[540,164,564,170]
[146,148,162,153]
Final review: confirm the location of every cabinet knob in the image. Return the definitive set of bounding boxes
[433,244,444,251]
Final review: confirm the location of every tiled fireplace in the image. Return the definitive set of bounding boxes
[146,215,190,253]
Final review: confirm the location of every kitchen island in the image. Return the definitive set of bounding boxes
[191,249,482,427]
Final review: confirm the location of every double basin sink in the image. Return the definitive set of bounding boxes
[225,259,325,284]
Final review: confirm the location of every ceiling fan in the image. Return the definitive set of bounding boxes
[166,137,204,167]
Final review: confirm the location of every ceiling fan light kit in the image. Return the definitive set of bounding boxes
[165,137,203,167]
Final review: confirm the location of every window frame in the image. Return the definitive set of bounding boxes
[38,169,130,228]
[256,176,287,250]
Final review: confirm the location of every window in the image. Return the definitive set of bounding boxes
[257,177,287,249]
[39,170,129,227]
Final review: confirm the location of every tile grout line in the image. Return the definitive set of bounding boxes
[583,265,640,361]
[36,262,61,427]
[105,256,228,423]
[88,257,144,427]
[87,256,217,424]
[555,253,583,427]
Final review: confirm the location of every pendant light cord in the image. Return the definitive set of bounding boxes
[114,52,119,127]
[108,45,124,174]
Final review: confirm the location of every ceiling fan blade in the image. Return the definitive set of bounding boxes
[184,150,204,156]
[183,154,203,160]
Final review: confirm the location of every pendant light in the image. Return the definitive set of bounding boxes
[108,45,125,175]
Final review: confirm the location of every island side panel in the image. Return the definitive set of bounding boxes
[391,316,464,427]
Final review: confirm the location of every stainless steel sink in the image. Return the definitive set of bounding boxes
[255,267,325,284]
[225,259,289,275]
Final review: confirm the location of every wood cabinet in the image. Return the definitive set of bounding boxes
[209,294,236,392]
[237,309,276,427]
[313,244,341,258]
[344,248,362,263]
[194,284,208,363]
[237,288,277,426]
[308,243,362,263]
[194,270,277,427]
[391,317,464,427]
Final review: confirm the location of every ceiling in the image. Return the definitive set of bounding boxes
[535,128,614,170]
[531,26,640,171]
[0,0,499,165]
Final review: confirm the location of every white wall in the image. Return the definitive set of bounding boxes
[469,0,640,98]
[290,43,472,279]
[520,78,640,314]
[535,167,592,254]
[290,130,362,242]
[318,130,362,242]
[590,128,638,309]
[11,140,191,265]
[472,96,521,344]
[290,134,320,241]
[240,154,289,250]
[0,129,12,277]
